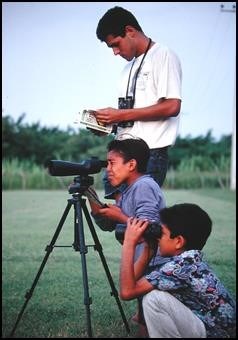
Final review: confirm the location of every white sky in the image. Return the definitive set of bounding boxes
[2,2,236,139]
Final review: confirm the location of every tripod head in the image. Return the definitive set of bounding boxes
[68,175,94,195]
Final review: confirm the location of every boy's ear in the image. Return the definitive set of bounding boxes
[128,159,137,171]
[175,235,186,250]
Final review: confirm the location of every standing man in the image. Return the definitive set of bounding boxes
[91,6,182,198]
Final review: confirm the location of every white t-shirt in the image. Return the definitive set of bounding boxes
[117,42,182,149]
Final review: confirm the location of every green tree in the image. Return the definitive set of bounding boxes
[2,115,231,171]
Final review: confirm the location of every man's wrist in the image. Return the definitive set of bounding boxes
[117,108,134,122]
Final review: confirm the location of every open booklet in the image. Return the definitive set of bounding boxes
[75,110,113,134]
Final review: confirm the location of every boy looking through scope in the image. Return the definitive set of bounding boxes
[86,137,167,333]
[87,137,165,245]
[119,204,236,338]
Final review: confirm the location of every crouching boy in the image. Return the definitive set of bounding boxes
[120,203,236,338]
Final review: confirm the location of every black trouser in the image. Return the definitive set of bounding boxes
[146,146,169,187]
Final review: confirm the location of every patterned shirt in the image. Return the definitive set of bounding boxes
[145,250,236,338]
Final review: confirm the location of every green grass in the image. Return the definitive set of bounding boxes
[2,189,236,338]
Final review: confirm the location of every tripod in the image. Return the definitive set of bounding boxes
[9,175,130,338]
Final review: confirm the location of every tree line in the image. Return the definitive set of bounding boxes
[2,113,231,171]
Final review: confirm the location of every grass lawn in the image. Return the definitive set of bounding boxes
[2,189,236,338]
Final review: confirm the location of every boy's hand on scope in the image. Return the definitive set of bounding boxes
[124,217,149,245]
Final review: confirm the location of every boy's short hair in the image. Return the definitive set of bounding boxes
[107,138,150,173]
[96,6,143,42]
[160,203,212,250]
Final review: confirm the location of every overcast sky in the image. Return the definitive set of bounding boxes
[2,2,236,140]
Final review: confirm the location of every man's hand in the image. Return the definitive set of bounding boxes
[94,108,120,125]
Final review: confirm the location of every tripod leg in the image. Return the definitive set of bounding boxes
[73,198,93,338]
[9,199,73,338]
[81,199,130,334]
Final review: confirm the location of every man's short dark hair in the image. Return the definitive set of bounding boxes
[107,138,149,173]
[160,203,212,250]
[96,6,143,42]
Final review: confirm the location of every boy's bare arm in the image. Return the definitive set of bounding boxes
[119,218,154,300]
